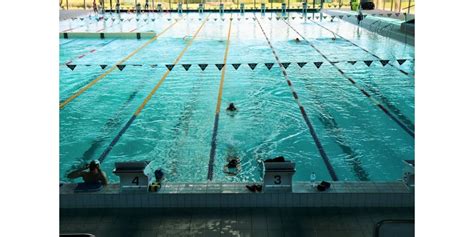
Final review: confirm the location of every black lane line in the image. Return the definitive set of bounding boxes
[303,13,414,78]
[284,20,414,138]
[95,14,210,164]
[298,76,370,181]
[255,15,339,181]
[63,83,145,178]
[207,18,233,181]
[364,81,415,131]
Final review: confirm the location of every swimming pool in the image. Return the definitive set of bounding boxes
[59,11,414,183]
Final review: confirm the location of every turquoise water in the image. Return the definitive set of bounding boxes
[60,12,414,183]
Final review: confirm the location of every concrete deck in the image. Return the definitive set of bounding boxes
[60,207,414,237]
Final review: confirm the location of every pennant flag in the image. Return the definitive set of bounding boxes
[363,15,367,18]
[215,64,225,71]
[152,18,156,21]
[166,64,175,71]
[232,64,241,70]
[338,15,344,19]
[245,18,248,20]
[364,60,373,67]
[300,17,303,19]
[198,64,208,71]
[248,63,258,70]
[315,16,319,19]
[144,19,148,22]
[120,18,124,21]
[307,17,311,20]
[66,64,76,71]
[395,13,400,17]
[85,64,91,67]
[380,60,389,66]
[117,64,126,71]
[281,62,291,69]
[237,18,240,21]
[284,17,288,20]
[150,64,157,68]
[387,13,392,17]
[314,62,323,68]
[128,19,132,22]
[331,16,335,20]
[221,18,225,21]
[292,17,295,20]
[167,18,171,21]
[268,17,272,20]
[379,14,384,16]
[136,18,139,21]
[253,18,257,21]
[347,15,352,18]
[265,63,274,70]
[276,17,280,20]
[397,59,407,65]
[371,14,376,16]
[182,64,192,71]
[198,18,202,21]
[347,61,357,65]
[214,18,217,21]
[100,64,107,69]
[132,64,142,66]
[80,17,84,21]
[96,19,100,22]
[112,18,116,21]
[323,16,327,19]
[297,62,307,68]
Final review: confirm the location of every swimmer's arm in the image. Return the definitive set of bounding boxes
[67,169,87,179]
[99,170,108,185]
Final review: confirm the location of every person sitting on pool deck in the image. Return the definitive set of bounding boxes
[67,160,108,185]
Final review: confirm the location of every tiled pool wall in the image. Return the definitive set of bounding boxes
[60,181,414,208]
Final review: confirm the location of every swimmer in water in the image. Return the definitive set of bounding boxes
[226,103,238,116]
[223,146,241,176]
[295,37,301,43]
[183,35,192,42]
[223,157,240,176]
[226,103,237,112]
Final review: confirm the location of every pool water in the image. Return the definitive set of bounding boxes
[60,12,414,183]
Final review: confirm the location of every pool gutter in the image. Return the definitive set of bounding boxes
[60,181,414,208]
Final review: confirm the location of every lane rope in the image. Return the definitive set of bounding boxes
[303,12,414,78]
[97,14,210,164]
[207,18,233,181]
[255,14,339,181]
[59,19,181,110]
[284,19,415,138]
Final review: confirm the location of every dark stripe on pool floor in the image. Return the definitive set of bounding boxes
[304,13,414,78]
[208,113,220,180]
[255,15,339,181]
[284,20,414,138]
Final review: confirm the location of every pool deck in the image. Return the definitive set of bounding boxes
[60,181,414,209]
[323,9,415,46]
[60,206,414,237]
[60,10,93,21]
